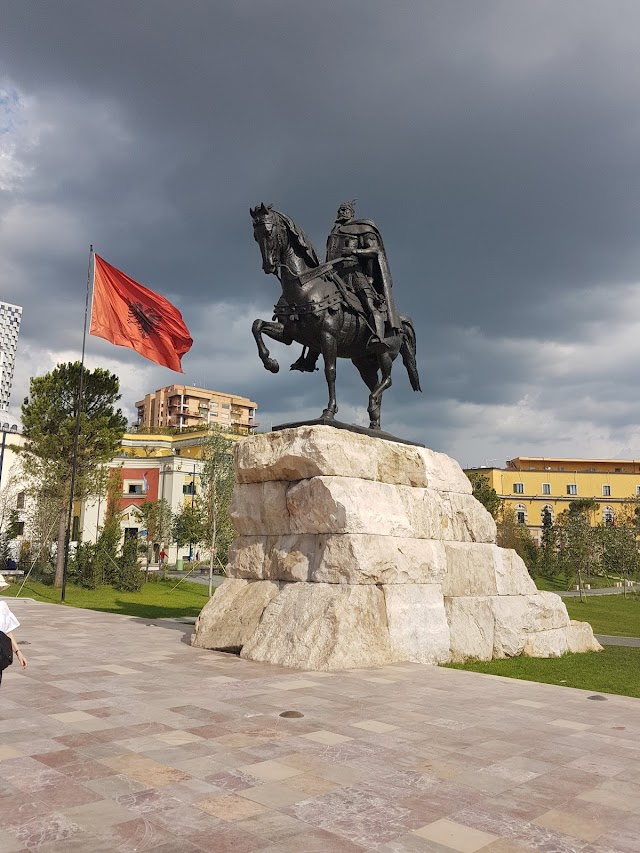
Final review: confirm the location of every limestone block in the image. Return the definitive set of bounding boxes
[416,447,472,494]
[494,548,538,595]
[229,482,290,535]
[235,426,432,486]
[524,591,571,631]
[447,493,497,542]
[491,597,529,657]
[442,544,538,598]
[522,628,569,658]
[264,534,316,582]
[444,596,495,662]
[191,579,280,651]
[287,477,412,536]
[241,583,394,670]
[384,584,450,664]
[566,621,603,653]
[227,536,267,579]
[442,543,499,596]
[287,477,494,541]
[491,592,571,657]
[313,535,448,585]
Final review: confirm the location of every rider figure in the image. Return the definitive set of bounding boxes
[327,200,398,354]
[290,200,401,371]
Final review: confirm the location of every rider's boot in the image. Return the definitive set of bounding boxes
[290,348,320,372]
[366,311,390,354]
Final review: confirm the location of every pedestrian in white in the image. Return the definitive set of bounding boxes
[0,574,27,687]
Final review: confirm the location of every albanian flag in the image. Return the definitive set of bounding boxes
[90,254,193,372]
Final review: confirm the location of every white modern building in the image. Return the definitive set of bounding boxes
[0,301,22,411]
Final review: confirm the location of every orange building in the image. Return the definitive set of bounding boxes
[135,384,258,433]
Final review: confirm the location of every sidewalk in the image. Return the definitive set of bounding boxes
[1,599,640,852]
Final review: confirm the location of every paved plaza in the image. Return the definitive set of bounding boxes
[1,599,640,852]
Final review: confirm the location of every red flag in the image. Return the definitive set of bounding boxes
[90,254,193,372]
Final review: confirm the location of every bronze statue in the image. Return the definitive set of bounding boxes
[250,203,421,432]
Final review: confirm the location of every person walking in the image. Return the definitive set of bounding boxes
[0,574,27,687]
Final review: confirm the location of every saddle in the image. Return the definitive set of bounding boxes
[273,258,364,323]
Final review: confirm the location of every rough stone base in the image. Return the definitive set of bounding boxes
[192,426,602,670]
[193,578,601,670]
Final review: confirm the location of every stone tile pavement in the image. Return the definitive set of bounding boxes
[1,598,640,852]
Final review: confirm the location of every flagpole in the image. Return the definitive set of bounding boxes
[61,245,93,602]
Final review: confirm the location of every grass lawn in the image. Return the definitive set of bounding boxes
[564,593,640,636]
[446,646,640,699]
[3,578,210,619]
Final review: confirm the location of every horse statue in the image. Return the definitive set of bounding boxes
[250,203,421,431]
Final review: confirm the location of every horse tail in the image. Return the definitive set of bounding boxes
[399,315,422,392]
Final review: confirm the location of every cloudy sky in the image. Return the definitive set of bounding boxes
[3,1,640,466]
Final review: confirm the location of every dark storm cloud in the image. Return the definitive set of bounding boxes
[3,1,640,460]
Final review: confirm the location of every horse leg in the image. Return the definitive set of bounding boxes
[251,319,292,374]
[319,333,338,420]
[353,356,380,416]
[368,352,394,430]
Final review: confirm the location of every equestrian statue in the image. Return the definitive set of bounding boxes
[250,200,421,431]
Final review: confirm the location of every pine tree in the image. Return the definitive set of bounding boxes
[20,362,127,587]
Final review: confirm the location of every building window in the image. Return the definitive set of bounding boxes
[541,505,554,524]
[602,485,611,497]
[636,485,640,497]
[513,482,524,494]
[16,492,25,509]
[567,484,577,495]
[128,484,143,495]
[183,482,197,495]
[221,404,230,409]
[542,483,551,495]
[515,504,527,524]
[603,506,615,526]
[16,521,25,536]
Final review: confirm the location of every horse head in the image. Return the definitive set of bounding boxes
[251,204,320,278]
[250,203,281,275]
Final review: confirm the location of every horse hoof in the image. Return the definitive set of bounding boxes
[369,423,381,431]
[321,409,336,420]
[265,359,279,373]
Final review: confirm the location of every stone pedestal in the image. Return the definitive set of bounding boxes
[192,426,601,670]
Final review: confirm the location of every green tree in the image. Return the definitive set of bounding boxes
[172,504,205,553]
[115,536,143,591]
[556,503,598,599]
[539,507,558,578]
[134,498,172,579]
[20,362,127,587]
[92,467,125,586]
[199,429,236,584]
[68,541,98,588]
[496,505,538,574]
[467,472,501,519]
[599,502,639,595]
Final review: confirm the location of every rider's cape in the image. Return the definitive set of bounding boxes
[326,219,401,332]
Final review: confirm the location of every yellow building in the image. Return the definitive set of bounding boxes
[464,456,640,542]
[136,384,258,433]
[116,427,247,460]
